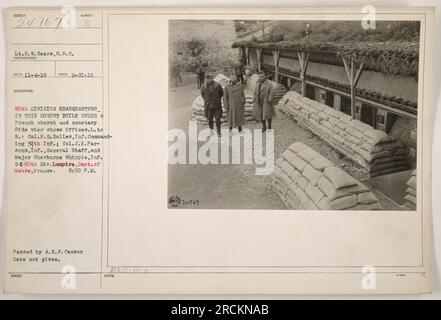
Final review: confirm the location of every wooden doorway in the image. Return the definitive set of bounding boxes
[360,104,377,128]
[306,84,315,100]
[341,96,352,116]
[325,91,334,107]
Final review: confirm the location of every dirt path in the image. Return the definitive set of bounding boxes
[168,75,285,209]
[168,75,401,210]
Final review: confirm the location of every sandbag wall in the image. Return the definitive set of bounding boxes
[246,74,288,104]
[191,74,258,125]
[404,170,416,210]
[278,91,408,177]
[270,142,382,210]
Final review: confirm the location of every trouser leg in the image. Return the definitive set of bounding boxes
[207,110,214,130]
[262,120,267,132]
[199,73,205,88]
[215,114,221,134]
[267,118,272,130]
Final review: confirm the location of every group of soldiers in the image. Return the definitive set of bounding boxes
[201,69,275,137]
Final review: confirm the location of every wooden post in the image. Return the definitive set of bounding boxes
[255,48,262,72]
[272,49,280,83]
[239,47,245,62]
[244,47,250,67]
[350,59,355,117]
[297,51,310,97]
[342,56,364,119]
[375,109,388,132]
[318,89,327,104]
[333,94,342,111]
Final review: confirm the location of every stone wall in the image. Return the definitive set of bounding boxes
[278,91,408,177]
[270,142,382,210]
[404,170,417,210]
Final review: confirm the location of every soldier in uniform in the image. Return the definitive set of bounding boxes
[196,61,207,89]
[253,71,275,132]
[223,74,245,133]
[201,74,224,137]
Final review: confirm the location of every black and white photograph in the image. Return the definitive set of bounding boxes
[168,19,420,211]
[2,5,436,296]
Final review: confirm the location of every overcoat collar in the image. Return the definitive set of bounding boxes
[258,80,269,93]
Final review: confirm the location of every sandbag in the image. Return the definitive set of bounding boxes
[276,91,408,176]
[271,142,382,211]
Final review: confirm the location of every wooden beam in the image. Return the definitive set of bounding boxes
[333,93,342,111]
[296,52,303,70]
[272,50,280,66]
[244,47,250,67]
[353,62,364,88]
[297,51,310,97]
[342,56,351,84]
[240,47,245,63]
[342,56,364,119]
[255,48,262,72]
[350,58,355,117]
[272,49,280,82]
[303,52,310,75]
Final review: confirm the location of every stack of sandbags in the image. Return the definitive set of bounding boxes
[213,73,231,87]
[278,91,408,177]
[246,74,287,104]
[245,73,259,93]
[404,170,416,209]
[191,73,258,125]
[270,142,383,210]
[243,96,258,124]
[272,85,289,104]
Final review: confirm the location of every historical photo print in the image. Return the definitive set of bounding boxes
[168,19,420,211]
[3,6,433,295]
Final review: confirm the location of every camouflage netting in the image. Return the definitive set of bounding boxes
[271,142,382,210]
[232,40,419,78]
[191,74,258,125]
[246,74,288,104]
[404,170,416,210]
[278,91,408,177]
